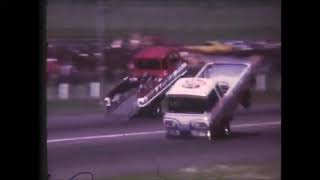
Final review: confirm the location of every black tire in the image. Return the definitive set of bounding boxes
[223,120,231,136]
[241,90,252,109]
[151,105,163,117]
[209,119,231,141]
[208,123,224,141]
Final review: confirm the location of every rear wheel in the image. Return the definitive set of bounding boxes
[223,120,231,136]
[209,119,232,141]
[241,89,252,108]
[208,124,223,141]
[151,105,163,117]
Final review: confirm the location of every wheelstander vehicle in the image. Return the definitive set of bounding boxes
[103,46,188,118]
[162,57,261,140]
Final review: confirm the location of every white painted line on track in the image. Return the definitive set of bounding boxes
[47,121,280,144]
[47,130,165,143]
[233,121,280,128]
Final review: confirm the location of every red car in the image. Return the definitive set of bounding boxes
[127,46,183,81]
[104,46,189,117]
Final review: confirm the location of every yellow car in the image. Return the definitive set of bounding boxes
[183,41,233,54]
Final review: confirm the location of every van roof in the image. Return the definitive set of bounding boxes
[166,78,215,97]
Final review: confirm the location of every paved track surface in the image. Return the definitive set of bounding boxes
[48,104,281,179]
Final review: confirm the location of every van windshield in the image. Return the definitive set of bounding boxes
[135,59,162,70]
[166,90,219,114]
[166,97,207,114]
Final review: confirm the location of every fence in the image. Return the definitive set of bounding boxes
[47,70,280,101]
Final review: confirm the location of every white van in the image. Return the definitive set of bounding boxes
[162,58,261,140]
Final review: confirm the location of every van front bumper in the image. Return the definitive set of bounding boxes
[165,125,209,138]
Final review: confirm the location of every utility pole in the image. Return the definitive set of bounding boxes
[95,0,105,96]
[96,0,105,53]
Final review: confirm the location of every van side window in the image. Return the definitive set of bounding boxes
[216,85,224,97]
[207,90,219,110]
[200,64,213,78]
[216,83,229,97]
